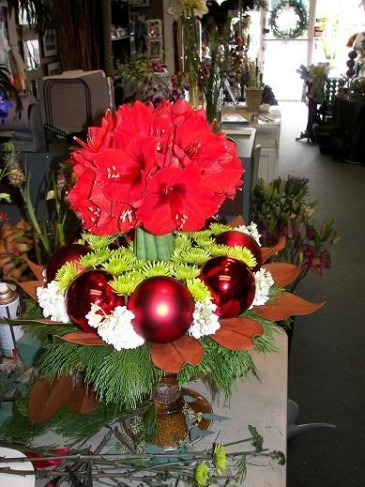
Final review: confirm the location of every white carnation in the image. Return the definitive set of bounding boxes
[86,304,144,350]
[251,268,274,307]
[188,299,221,339]
[36,281,70,323]
[235,222,261,245]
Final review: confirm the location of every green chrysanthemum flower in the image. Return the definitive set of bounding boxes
[104,257,135,275]
[181,248,211,265]
[186,278,212,302]
[80,249,111,267]
[225,247,256,268]
[195,461,209,487]
[209,222,233,235]
[82,234,113,250]
[56,262,80,290]
[140,261,174,277]
[193,235,217,251]
[174,264,200,280]
[111,272,145,295]
[174,233,192,250]
[213,443,227,475]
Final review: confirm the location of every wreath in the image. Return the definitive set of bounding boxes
[269,0,308,39]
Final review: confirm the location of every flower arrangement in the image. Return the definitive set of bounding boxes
[297,62,329,102]
[252,176,339,289]
[11,100,323,420]
[0,142,78,266]
[0,64,22,123]
[116,53,185,106]
[168,0,230,129]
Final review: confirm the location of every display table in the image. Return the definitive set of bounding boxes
[1,331,287,486]
[222,104,281,182]
[193,330,288,486]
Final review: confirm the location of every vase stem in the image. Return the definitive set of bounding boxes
[153,375,184,415]
[150,375,212,449]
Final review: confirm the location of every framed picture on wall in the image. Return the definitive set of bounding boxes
[147,20,162,38]
[43,28,57,57]
[147,38,162,59]
[46,61,61,76]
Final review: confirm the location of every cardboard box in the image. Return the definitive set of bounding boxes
[38,70,115,134]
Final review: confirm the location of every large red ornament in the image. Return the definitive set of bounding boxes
[200,256,256,318]
[127,276,194,343]
[66,270,124,332]
[215,230,263,272]
[46,244,89,282]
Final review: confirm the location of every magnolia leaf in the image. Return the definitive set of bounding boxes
[28,375,74,424]
[227,215,245,227]
[253,292,325,321]
[16,280,42,301]
[151,335,204,373]
[67,380,99,414]
[19,256,44,281]
[60,332,106,346]
[4,317,63,326]
[263,262,301,288]
[261,235,286,263]
[212,317,263,350]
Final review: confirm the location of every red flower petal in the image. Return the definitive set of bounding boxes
[150,335,204,373]
[212,317,263,350]
[253,292,325,321]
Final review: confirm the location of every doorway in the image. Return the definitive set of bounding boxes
[260,0,313,101]
[258,0,365,101]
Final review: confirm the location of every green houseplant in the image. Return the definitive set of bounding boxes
[252,176,339,290]
[0,64,22,119]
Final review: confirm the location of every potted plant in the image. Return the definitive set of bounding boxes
[242,59,263,112]
[251,176,339,346]
[252,176,339,290]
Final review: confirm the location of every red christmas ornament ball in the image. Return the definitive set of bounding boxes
[127,276,194,343]
[66,270,124,333]
[215,230,263,272]
[46,244,89,282]
[200,256,256,318]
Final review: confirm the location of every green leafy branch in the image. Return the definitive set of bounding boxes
[0,424,284,486]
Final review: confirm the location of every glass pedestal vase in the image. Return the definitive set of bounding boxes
[151,374,212,449]
[125,374,212,450]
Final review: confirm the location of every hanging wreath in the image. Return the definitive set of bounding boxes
[269,1,308,39]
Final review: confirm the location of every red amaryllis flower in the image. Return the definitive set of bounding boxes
[74,108,116,152]
[136,163,219,234]
[67,99,244,236]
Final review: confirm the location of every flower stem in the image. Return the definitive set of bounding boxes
[134,227,174,261]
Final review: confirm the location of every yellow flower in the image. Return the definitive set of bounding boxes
[213,443,227,475]
[195,460,209,486]
[182,0,208,16]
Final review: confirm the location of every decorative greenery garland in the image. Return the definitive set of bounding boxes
[269,0,308,39]
[20,223,280,412]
